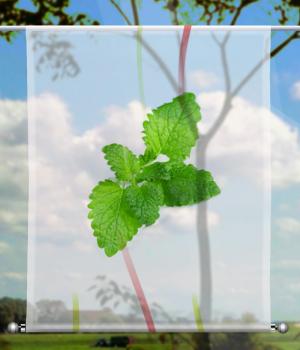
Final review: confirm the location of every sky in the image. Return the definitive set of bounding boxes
[0,0,300,326]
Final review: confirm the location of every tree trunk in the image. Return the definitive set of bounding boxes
[196,139,212,324]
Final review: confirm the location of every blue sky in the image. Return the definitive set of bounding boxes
[1,29,299,123]
[0,1,300,323]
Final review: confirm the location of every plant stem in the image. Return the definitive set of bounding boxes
[178,25,192,94]
[122,248,156,332]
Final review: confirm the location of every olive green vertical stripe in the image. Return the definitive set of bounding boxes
[72,294,80,332]
[136,26,145,106]
[192,294,204,332]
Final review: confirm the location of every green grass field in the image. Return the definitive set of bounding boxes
[1,325,300,350]
[258,324,300,350]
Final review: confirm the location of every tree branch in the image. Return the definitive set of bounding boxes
[233,30,299,97]
[205,34,232,141]
[134,33,178,93]
[206,29,300,142]
[270,30,298,58]
[110,0,132,25]
[229,0,259,25]
[220,42,231,95]
[169,5,180,25]
[130,0,140,25]
[230,2,244,25]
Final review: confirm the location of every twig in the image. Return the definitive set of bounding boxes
[270,30,299,58]
[206,29,300,141]
[232,30,299,97]
[205,33,232,140]
[131,0,140,25]
[230,0,248,25]
[110,0,132,25]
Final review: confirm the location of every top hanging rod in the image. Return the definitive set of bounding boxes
[0,25,299,31]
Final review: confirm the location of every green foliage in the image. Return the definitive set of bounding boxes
[136,162,171,182]
[143,93,201,161]
[125,182,164,226]
[154,0,300,25]
[103,144,141,182]
[0,297,26,333]
[161,163,221,206]
[0,0,99,41]
[1,325,299,348]
[88,180,141,257]
[88,93,220,257]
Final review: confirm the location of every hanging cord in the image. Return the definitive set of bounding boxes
[122,248,156,332]
[192,294,204,331]
[72,294,80,332]
[178,25,192,94]
[178,25,205,331]
[136,26,145,106]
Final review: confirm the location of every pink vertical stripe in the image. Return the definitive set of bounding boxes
[122,248,156,332]
[178,25,192,94]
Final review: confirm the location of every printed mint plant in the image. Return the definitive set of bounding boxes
[88,93,221,257]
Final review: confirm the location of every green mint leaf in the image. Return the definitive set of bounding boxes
[161,163,221,206]
[103,143,140,182]
[136,162,171,183]
[124,182,164,226]
[88,92,221,257]
[88,180,141,257]
[138,149,157,166]
[143,92,201,161]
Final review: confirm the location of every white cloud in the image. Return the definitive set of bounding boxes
[189,70,218,90]
[276,217,300,235]
[288,282,300,293]
[25,93,268,317]
[0,99,27,236]
[1,272,26,281]
[156,207,220,233]
[2,91,300,246]
[270,112,300,187]
[2,92,299,320]
[275,259,300,269]
[0,241,10,254]
[197,91,300,188]
[72,240,94,253]
[26,94,148,240]
[1,91,299,252]
[291,81,300,100]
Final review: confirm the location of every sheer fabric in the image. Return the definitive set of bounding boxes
[26,27,271,332]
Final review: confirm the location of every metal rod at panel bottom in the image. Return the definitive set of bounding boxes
[7,322,289,334]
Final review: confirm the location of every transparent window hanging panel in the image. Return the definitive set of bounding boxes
[26,27,271,332]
